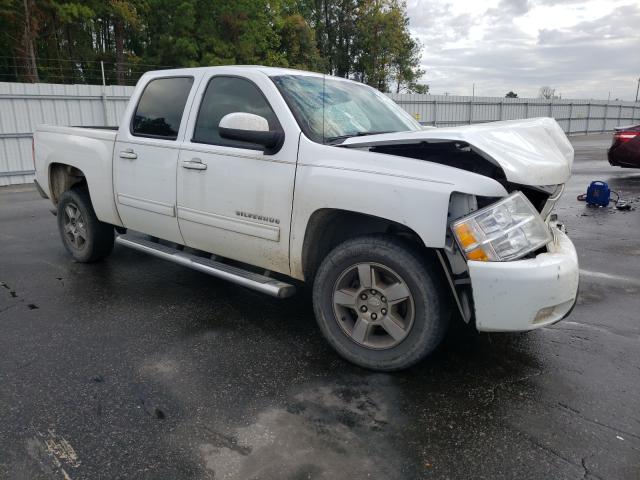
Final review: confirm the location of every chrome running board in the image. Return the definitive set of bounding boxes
[115,234,296,298]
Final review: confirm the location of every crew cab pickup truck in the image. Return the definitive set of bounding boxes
[33,66,579,371]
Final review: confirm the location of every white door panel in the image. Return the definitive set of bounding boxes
[177,146,296,274]
[113,74,202,243]
[176,72,300,275]
[114,140,183,242]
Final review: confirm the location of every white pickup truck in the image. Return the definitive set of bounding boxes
[33,66,579,371]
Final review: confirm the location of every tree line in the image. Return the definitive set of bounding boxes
[0,0,427,93]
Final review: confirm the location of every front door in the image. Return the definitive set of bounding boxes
[114,75,196,243]
[177,74,298,274]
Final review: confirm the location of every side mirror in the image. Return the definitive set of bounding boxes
[219,112,284,152]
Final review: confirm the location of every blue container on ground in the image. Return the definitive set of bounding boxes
[586,181,610,207]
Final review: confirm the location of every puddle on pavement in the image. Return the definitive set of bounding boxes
[198,381,403,480]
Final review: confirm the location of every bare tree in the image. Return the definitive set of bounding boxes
[114,17,125,86]
[539,86,556,99]
[21,0,39,82]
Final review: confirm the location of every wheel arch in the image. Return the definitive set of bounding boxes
[48,162,87,204]
[299,208,435,283]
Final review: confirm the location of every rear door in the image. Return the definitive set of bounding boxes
[114,75,199,243]
[176,72,299,274]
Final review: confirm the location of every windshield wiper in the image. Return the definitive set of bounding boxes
[325,131,393,144]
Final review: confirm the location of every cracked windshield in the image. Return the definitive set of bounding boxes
[272,74,420,144]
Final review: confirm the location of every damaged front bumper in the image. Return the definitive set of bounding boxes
[468,227,579,332]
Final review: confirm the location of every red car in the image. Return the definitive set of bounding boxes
[608,124,640,168]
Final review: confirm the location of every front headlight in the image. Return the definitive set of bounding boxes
[451,191,552,262]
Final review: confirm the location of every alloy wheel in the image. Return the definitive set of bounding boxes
[62,202,87,250]
[332,262,415,349]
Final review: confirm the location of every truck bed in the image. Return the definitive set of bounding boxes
[33,124,121,226]
[36,124,119,140]
[73,126,119,131]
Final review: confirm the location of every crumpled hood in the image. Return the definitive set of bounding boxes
[341,117,574,186]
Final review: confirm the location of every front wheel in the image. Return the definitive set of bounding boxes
[57,187,114,263]
[312,235,449,371]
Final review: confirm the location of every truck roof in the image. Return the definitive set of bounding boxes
[140,65,357,83]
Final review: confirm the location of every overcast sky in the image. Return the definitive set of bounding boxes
[406,0,640,100]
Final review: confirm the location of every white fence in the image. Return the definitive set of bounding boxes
[1,81,639,186]
[0,82,133,186]
[389,93,640,133]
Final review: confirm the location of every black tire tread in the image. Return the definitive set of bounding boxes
[312,234,449,371]
[57,186,114,263]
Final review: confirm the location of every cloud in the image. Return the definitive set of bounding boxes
[407,0,640,99]
[487,0,531,18]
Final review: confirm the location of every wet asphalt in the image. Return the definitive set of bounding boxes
[0,133,639,480]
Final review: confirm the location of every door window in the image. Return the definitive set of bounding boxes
[131,77,194,140]
[193,76,281,149]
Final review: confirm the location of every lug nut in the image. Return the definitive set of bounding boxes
[360,306,368,313]
[360,293,367,300]
[371,313,378,320]
[370,289,377,295]
[381,296,386,303]
[381,308,387,315]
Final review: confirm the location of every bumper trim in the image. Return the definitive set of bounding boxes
[436,250,470,324]
[558,281,579,322]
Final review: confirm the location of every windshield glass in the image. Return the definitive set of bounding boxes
[271,74,421,144]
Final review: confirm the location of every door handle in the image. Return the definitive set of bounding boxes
[181,158,207,171]
[119,148,137,160]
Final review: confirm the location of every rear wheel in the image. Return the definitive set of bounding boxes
[312,235,449,371]
[57,187,114,262]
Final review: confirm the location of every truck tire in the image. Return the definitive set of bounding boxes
[57,187,114,263]
[312,235,449,371]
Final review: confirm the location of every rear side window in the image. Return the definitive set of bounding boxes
[193,76,280,149]
[131,77,194,140]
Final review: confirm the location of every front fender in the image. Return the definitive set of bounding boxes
[289,136,508,279]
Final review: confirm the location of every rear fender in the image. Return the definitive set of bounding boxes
[34,127,123,226]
